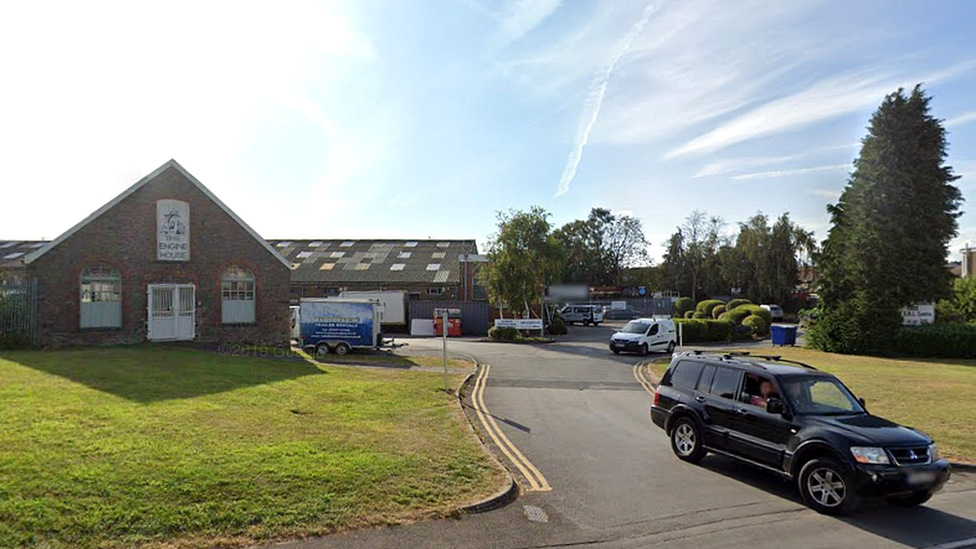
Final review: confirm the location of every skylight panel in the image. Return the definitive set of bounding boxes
[426,263,440,271]
[390,263,405,271]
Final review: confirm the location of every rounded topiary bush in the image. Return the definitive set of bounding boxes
[674,297,695,318]
[719,307,752,325]
[696,299,726,317]
[712,304,726,318]
[737,304,773,327]
[732,324,754,340]
[726,298,752,311]
[742,314,768,336]
[684,310,696,319]
[693,311,708,319]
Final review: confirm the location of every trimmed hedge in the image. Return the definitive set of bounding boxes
[684,310,695,319]
[742,314,768,336]
[692,311,708,319]
[726,298,752,311]
[674,297,696,318]
[894,324,976,359]
[488,326,522,341]
[712,304,726,318]
[696,299,726,317]
[674,319,734,343]
[547,317,568,335]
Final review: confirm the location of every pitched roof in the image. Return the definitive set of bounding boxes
[0,240,49,269]
[24,160,288,267]
[268,239,479,285]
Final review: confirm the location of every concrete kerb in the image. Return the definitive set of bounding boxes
[452,361,519,515]
[636,359,976,472]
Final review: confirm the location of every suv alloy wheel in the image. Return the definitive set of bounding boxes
[670,417,706,464]
[798,458,859,515]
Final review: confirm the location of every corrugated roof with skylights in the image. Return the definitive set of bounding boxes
[0,241,49,269]
[266,239,478,284]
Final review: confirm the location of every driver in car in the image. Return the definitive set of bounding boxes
[752,379,779,408]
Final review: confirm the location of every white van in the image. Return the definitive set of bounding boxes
[560,304,604,326]
[609,318,676,355]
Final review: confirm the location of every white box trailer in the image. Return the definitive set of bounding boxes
[338,290,407,326]
[299,298,382,356]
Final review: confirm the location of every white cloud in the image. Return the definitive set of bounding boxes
[0,1,373,240]
[808,188,843,200]
[732,164,849,180]
[946,110,976,128]
[555,1,659,197]
[667,62,974,159]
[497,0,564,46]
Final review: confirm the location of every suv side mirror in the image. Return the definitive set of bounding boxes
[766,398,785,415]
[858,397,866,407]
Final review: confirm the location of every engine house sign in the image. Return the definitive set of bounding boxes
[156,199,190,261]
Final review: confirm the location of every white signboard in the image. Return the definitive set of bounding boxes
[901,303,935,326]
[157,199,190,261]
[494,318,544,330]
[611,300,627,310]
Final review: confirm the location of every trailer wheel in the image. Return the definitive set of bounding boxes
[334,342,351,356]
[315,343,331,357]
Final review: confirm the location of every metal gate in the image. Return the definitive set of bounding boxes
[147,284,195,341]
[0,278,38,345]
[408,300,490,336]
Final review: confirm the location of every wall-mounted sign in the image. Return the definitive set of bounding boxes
[611,300,627,310]
[901,303,935,326]
[157,199,190,261]
[494,318,543,330]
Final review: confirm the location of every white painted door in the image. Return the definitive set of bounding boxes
[148,284,195,341]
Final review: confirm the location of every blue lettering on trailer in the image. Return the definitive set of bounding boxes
[300,301,375,348]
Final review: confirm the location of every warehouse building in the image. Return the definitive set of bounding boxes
[268,239,487,303]
[0,160,291,346]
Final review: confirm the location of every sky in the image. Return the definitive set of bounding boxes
[2,0,976,263]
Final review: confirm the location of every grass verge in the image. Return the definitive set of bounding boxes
[648,347,976,463]
[0,346,503,549]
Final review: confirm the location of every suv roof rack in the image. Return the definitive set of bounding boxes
[717,351,818,371]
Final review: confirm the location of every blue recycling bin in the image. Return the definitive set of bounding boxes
[771,325,797,346]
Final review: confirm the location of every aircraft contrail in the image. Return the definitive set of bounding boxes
[555,1,658,197]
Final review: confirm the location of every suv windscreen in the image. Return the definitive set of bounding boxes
[782,377,866,416]
[621,321,650,334]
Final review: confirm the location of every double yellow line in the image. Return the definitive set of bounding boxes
[471,364,551,492]
[633,362,657,396]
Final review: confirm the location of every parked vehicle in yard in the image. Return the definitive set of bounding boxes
[650,351,951,515]
[602,306,641,320]
[761,304,785,321]
[560,304,604,326]
[299,298,383,356]
[609,318,676,355]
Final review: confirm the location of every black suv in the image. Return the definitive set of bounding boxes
[650,351,951,515]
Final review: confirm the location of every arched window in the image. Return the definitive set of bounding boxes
[221,266,255,324]
[80,264,122,328]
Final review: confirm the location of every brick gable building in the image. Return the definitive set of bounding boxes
[11,160,290,346]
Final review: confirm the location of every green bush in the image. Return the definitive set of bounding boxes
[731,324,754,340]
[695,299,726,317]
[674,297,696,318]
[894,323,976,359]
[718,307,752,325]
[737,304,773,327]
[742,314,768,336]
[726,298,752,311]
[547,316,568,335]
[807,299,903,356]
[488,326,522,341]
[711,304,726,318]
[692,311,707,319]
[684,310,696,319]
[675,319,733,343]
[674,319,707,342]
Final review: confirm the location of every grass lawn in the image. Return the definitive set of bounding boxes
[0,346,503,549]
[648,347,976,463]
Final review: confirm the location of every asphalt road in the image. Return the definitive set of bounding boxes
[279,323,976,549]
